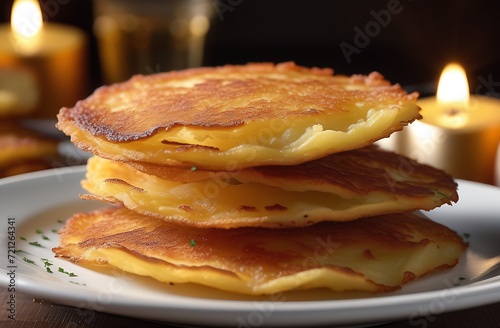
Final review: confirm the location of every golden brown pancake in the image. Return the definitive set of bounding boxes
[81,146,458,228]
[53,206,467,295]
[57,62,420,170]
[0,159,52,178]
[0,121,58,173]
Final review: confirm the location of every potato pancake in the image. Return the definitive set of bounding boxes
[81,146,458,228]
[53,206,466,295]
[57,62,420,170]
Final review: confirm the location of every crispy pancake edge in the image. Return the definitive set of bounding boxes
[53,207,467,295]
[56,62,420,143]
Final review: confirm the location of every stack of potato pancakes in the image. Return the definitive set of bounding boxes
[53,62,467,295]
[0,121,58,178]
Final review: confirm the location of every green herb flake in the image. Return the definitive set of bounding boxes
[41,258,53,267]
[58,267,78,277]
[29,241,43,247]
[453,276,467,286]
[42,236,49,240]
[22,257,35,264]
[20,237,26,241]
[57,220,63,223]
[69,281,86,286]
[463,233,471,238]
[14,250,25,254]
[191,167,197,171]
[46,267,53,274]
[36,229,42,234]
[51,229,58,233]
[190,239,196,247]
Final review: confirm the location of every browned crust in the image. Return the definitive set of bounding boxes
[58,207,469,253]
[237,205,257,212]
[53,207,467,292]
[124,145,458,201]
[244,145,459,200]
[402,271,417,284]
[56,62,418,143]
[264,204,288,211]
[103,178,147,193]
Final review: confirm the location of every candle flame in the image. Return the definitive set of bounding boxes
[436,63,469,106]
[11,0,43,39]
[435,63,470,128]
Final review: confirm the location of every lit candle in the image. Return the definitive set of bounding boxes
[390,63,500,185]
[0,0,88,119]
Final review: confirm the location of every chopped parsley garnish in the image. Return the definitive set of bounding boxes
[454,276,467,286]
[35,229,50,240]
[51,229,58,233]
[22,257,35,264]
[58,267,77,277]
[41,258,53,267]
[29,241,43,247]
[191,167,197,171]
[20,237,26,241]
[41,258,54,273]
[190,239,196,247]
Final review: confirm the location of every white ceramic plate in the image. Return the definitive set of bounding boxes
[1,167,500,327]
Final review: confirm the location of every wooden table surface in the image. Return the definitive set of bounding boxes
[1,288,499,328]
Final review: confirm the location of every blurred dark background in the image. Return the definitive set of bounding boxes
[2,0,500,96]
